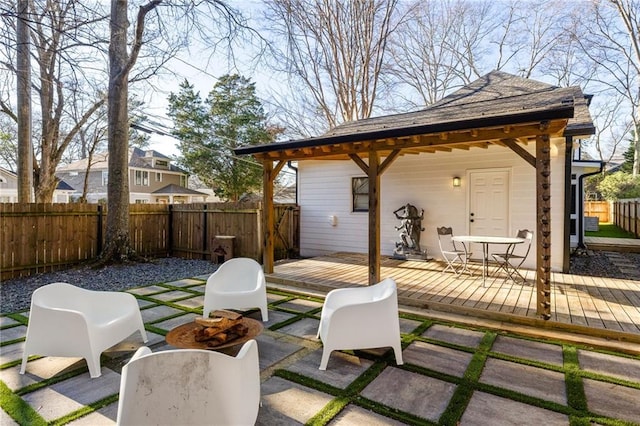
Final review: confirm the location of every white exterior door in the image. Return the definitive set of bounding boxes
[469,169,510,236]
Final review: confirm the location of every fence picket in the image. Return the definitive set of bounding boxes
[0,202,299,280]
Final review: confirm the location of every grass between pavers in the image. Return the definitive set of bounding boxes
[2,283,640,426]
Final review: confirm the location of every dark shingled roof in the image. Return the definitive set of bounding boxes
[322,70,593,139]
[151,184,207,196]
[234,71,594,158]
[55,180,74,191]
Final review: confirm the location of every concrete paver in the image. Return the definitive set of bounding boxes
[22,369,120,422]
[139,305,185,323]
[257,376,334,425]
[361,367,457,422]
[422,324,484,347]
[491,335,564,366]
[583,378,640,423]
[480,358,567,405]
[329,405,406,425]
[147,289,194,301]
[403,341,472,377]
[276,298,323,312]
[578,349,640,382]
[288,348,374,389]
[276,317,320,339]
[460,391,569,425]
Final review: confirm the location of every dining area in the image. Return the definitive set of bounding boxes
[436,227,534,287]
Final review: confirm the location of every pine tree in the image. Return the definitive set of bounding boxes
[168,75,275,201]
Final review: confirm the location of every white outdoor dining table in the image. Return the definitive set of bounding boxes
[451,235,524,286]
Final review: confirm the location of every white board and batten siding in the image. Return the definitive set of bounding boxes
[298,139,567,271]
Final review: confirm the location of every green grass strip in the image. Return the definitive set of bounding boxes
[0,380,47,426]
[564,345,588,412]
[305,396,350,426]
[49,393,119,426]
[406,319,434,336]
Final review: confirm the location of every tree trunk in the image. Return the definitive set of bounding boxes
[16,0,33,202]
[102,0,134,261]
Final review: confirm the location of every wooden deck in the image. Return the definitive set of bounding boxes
[267,252,640,344]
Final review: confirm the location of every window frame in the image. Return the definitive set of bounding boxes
[352,176,369,212]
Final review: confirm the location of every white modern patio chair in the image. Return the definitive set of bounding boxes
[203,257,269,321]
[492,229,533,283]
[316,277,403,370]
[116,340,260,426]
[436,226,473,276]
[20,282,147,378]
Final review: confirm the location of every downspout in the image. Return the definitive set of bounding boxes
[574,164,603,254]
[562,136,573,272]
[287,161,298,204]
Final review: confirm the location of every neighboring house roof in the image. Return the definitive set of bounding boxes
[129,147,188,174]
[56,152,108,172]
[151,184,206,196]
[235,70,593,160]
[56,180,75,191]
[57,148,187,174]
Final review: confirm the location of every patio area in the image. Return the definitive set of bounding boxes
[2,272,640,425]
[267,251,640,347]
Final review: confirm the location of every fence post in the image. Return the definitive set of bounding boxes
[633,201,638,238]
[168,204,173,256]
[97,204,103,255]
[202,204,208,260]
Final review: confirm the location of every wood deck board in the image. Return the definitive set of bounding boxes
[269,253,640,339]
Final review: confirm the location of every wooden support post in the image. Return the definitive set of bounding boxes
[263,161,275,273]
[368,148,381,285]
[536,134,552,320]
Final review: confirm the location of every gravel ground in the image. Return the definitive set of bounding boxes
[569,250,640,278]
[0,258,219,314]
[1,252,638,314]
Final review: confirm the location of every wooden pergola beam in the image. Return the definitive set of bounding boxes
[253,121,567,162]
[262,160,286,274]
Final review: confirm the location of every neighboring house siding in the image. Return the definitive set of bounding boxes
[56,170,107,202]
[298,139,567,271]
[0,169,18,202]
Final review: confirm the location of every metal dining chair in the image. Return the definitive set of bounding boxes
[491,229,533,283]
[436,227,473,276]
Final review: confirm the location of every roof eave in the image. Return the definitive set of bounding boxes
[234,105,575,156]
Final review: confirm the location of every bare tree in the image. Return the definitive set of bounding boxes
[389,0,497,108]
[570,0,640,175]
[1,0,108,202]
[586,94,634,164]
[103,0,244,262]
[16,0,32,202]
[263,0,401,132]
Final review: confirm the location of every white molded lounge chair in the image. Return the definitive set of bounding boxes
[20,282,147,378]
[316,277,403,370]
[203,257,269,321]
[116,340,260,426]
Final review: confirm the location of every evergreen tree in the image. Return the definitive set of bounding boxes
[168,75,274,201]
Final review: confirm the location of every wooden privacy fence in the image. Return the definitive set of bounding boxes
[613,199,639,238]
[584,201,611,223]
[0,202,299,280]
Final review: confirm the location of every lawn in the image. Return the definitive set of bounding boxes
[585,223,636,238]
